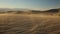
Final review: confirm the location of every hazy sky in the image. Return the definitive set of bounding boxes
[0,0,60,10]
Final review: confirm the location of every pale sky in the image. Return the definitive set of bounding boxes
[0,0,60,10]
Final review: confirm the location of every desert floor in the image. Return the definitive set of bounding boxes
[0,14,60,34]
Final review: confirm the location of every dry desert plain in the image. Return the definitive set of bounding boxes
[0,14,60,34]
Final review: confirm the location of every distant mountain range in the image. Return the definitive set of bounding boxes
[0,8,30,12]
[0,8,60,13]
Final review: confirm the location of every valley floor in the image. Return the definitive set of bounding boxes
[0,14,60,34]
